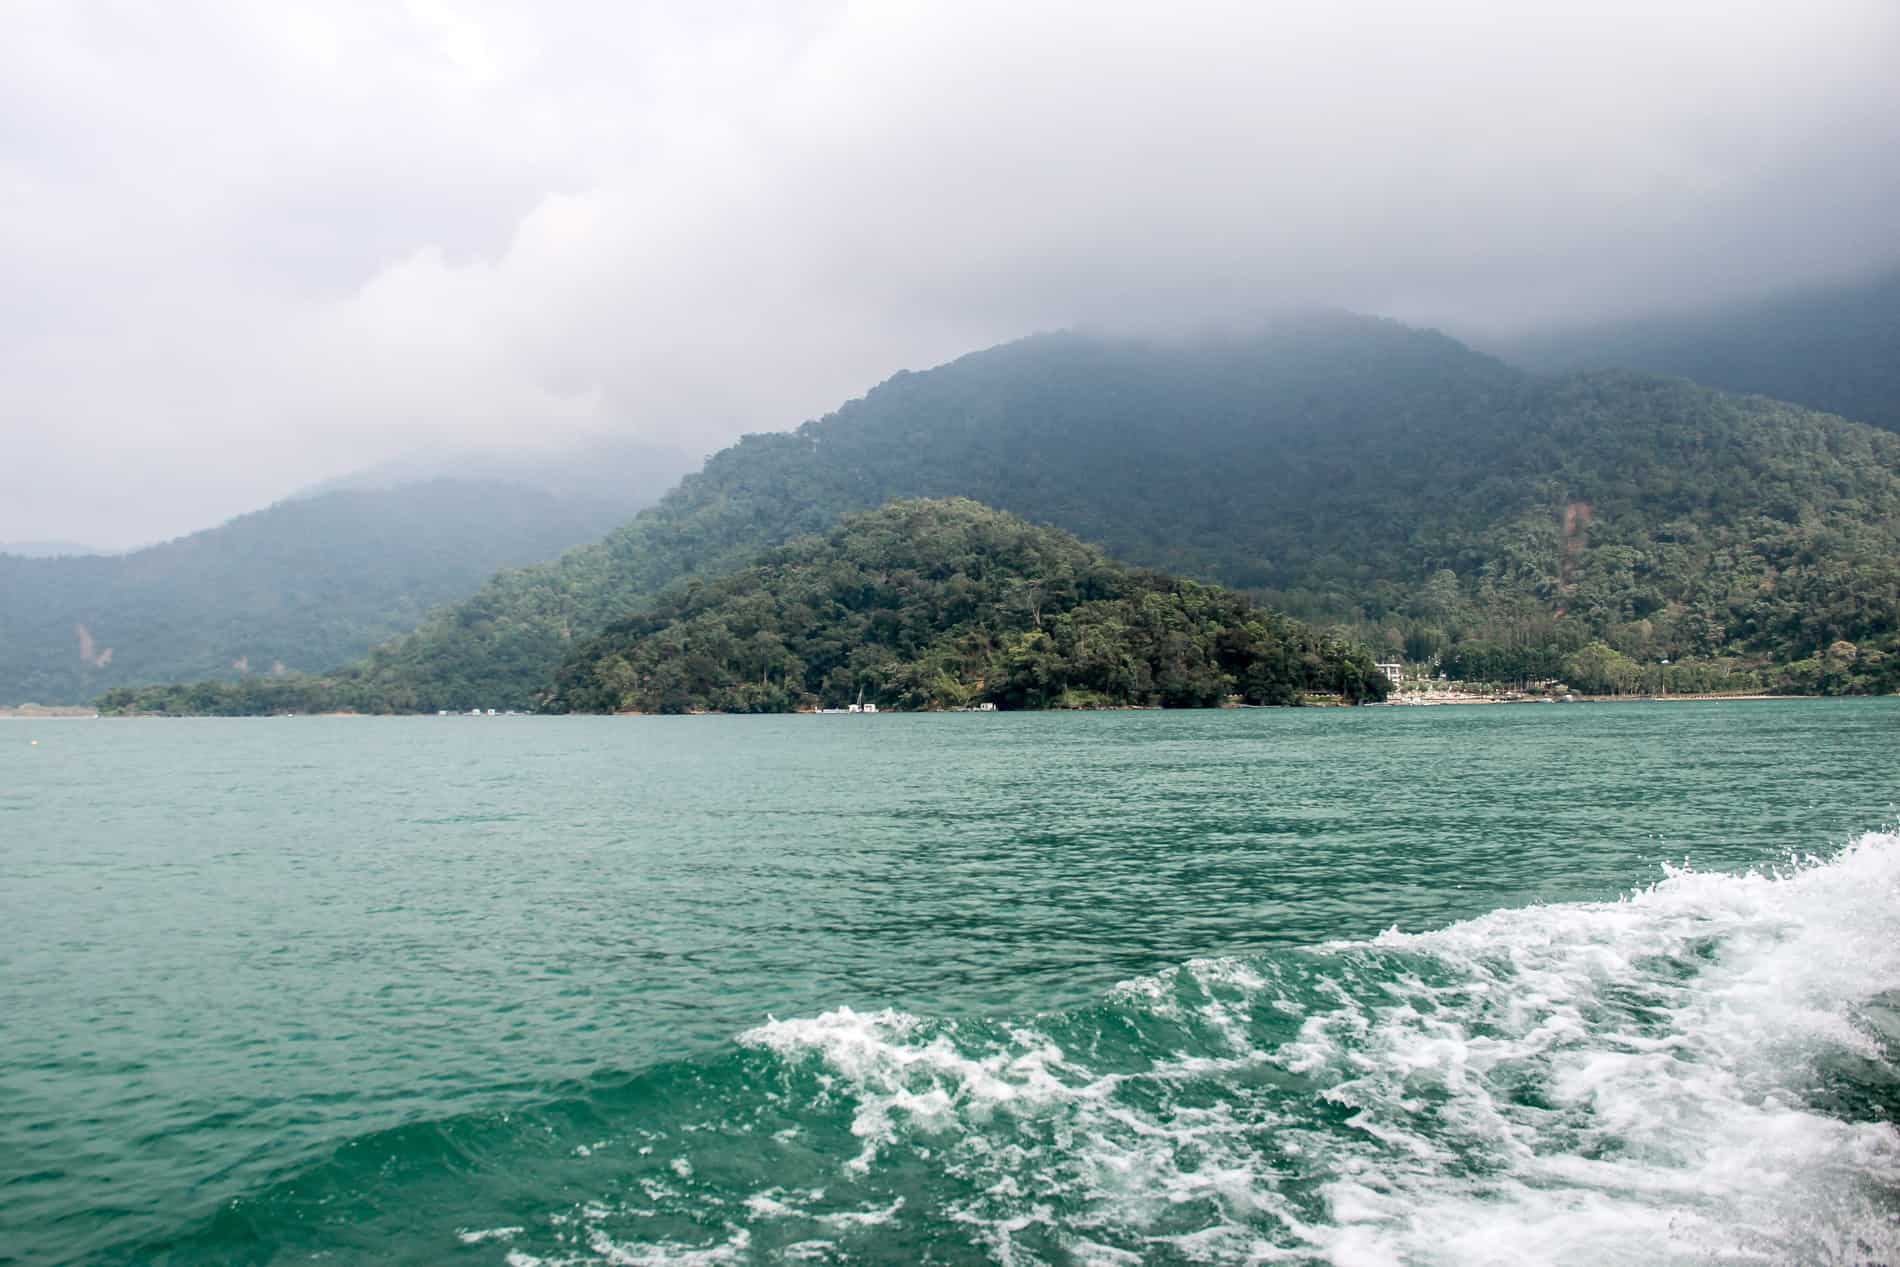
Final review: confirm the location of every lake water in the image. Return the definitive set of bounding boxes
[3,702,1898,1265]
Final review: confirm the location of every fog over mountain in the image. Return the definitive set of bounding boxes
[296,436,697,505]
[5,0,1898,546]
[1479,270,1900,433]
[0,541,105,560]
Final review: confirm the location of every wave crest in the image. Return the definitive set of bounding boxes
[727,833,1900,1264]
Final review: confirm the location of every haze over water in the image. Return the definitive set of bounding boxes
[3,702,1898,1264]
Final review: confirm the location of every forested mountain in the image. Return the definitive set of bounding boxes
[123,312,1900,711]
[319,316,1510,710]
[548,499,1387,713]
[1487,271,1900,432]
[0,480,638,704]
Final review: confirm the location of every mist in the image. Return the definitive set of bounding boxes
[4,0,1897,547]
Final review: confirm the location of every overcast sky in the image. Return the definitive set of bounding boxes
[4,1,1898,548]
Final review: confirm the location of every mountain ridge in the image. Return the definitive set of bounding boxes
[1484,271,1900,432]
[112,311,1900,710]
[0,479,646,704]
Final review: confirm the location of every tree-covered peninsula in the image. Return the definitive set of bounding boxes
[547,500,1387,713]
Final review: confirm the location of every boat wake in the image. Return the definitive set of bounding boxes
[138,833,1900,1266]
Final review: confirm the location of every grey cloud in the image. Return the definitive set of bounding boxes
[3,0,1897,546]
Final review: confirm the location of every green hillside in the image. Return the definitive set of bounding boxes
[1,480,634,705]
[1488,271,1900,432]
[549,499,1386,713]
[126,313,1900,711]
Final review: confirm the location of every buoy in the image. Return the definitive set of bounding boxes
[30,739,38,746]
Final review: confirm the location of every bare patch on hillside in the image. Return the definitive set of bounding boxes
[75,623,113,668]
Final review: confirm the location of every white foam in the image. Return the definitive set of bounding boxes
[458,1225,524,1244]
[1286,830,1900,1265]
[742,1007,1089,1173]
[740,999,1306,1256]
[513,1227,751,1267]
[741,1190,796,1220]
[731,833,1900,1264]
[739,1186,828,1221]
[816,1197,905,1229]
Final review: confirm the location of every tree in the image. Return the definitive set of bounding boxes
[1563,641,1640,695]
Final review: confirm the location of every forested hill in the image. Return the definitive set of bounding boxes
[177,313,1900,710]
[0,480,633,704]
[549,500,1387,713]
[1487,272,1900,432]
[328,316,1520,709]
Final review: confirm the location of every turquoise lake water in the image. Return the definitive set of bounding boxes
[2,702,1897,1264]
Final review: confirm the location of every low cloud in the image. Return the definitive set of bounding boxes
[4,0,1897,545]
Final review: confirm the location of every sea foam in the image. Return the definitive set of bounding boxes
[731,832,1900,1265]
[1286,830,1900,1265]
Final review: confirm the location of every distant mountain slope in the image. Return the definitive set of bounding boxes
[300,435,698,504]
[0,540,104,559]
[311,314,1900,710]
[548,499,1387,713]
[1486,271,1900,431]
[0,480,640,704]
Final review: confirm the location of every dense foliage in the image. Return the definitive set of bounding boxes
[1339,372,1900,696]
[125,313,1900,711]
[2,480,632,705]
[95,674,377,717]
[548,500,1387,713]
[1490,271,1900,432]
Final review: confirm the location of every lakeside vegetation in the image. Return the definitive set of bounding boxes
[95,675,380,717]
[549,500,1388,713]
[101,501,1388,714]
[99,315,1900,712]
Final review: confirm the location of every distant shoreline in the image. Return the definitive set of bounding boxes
[1384,691,1813,706]
[59,691,1879,719]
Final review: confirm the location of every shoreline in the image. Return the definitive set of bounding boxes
[66,691,1868,719]
[1384,691,1811,706]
